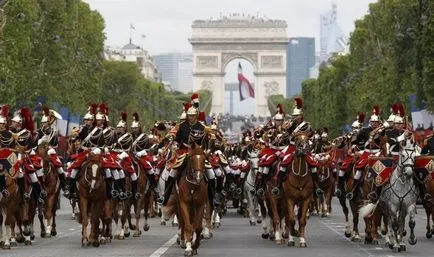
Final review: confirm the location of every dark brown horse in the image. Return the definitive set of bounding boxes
[282,132,313,247]
[78,152,106,247]
[36,142,60,238]
[178,145,208,256]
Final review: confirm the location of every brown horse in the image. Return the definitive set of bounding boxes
[77,152,106,247]
[178,145,208,256]
[66,136,80,219]
[282,133,313,247]
[36,142,60,238]
[415,155,434,239]
[0,154,20,249]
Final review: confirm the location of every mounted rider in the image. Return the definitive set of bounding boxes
[350,105,385,200]
[11,107,46,203]
[254,104,286,196]
[67,103,105,199]
[0,105,15,197]
[335,112,365,198]
[160,106,216,206]
[191,93,207,124]
[36,106,69,196]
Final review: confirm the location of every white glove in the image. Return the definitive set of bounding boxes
[92,148,102,155]
[215,150,222,155]
[118,151,129,160]
[275,151,281,156]
[47,148,56,155]
[136,149,147,158]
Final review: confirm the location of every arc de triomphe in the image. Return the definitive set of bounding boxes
[189,14,289,116]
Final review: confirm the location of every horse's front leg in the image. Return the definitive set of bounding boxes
[192,203,205,254]
[408,204,417,246]
[179,200,193,256]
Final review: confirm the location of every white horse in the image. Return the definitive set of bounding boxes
[158,168,178,226]
[243,147,262,225]
[360,136,419,252]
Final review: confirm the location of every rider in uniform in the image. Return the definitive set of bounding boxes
[0,105,15,197]
[191,93,207,124]
[36,106,69,197]
[160,106,215,206]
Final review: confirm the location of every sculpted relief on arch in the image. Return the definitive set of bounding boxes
[264,81,280,98]
[221,52,258,71]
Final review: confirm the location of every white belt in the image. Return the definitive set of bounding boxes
[365,149,380,154]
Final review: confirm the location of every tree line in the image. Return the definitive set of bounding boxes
[0,0,209,130]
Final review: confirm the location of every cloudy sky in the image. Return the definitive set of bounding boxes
[84,0,377,55]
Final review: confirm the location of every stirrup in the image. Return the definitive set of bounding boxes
[134,193,141,200]
[221,190,227,197]
[119,192,128,200]
[1,189,9,198]
[315,188,324,197]
[157,196,165,205]
[236,188,242,195]
[346,192,354,200]
[256,188,264,196]
[424,194,433,201]
[271,187,280,196]
[37,197,45,204]
[111,189,119,198]
[249,188,256,194]
[63,189,70,198]
[335,188,343,198]
[40,189,47,198]
[125,191,132,199]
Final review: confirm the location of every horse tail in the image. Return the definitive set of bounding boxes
[359,202,378,218]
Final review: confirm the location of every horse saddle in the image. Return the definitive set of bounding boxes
[367,156,394,186]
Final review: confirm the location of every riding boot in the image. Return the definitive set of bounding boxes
[209,178,221,207]
[368,184,382,203]
[58,173,70,198]
[18,176,26,198]
[148,173,159,194]
[31,181,45,203]
[0,174,9,197]
[37,175,47,198]
[418,183,433,205]
[347,178,360,200]
[68,177,77,200]
[311,171,324,197]
[335,175,345,198]
[118,178,127,200]
[104,178,113,199]
[131,180,140,199]
[162,176,175,206]
[255,172,265,196]
[216,175,225,197]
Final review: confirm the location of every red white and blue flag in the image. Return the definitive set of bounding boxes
[238,63,255,101]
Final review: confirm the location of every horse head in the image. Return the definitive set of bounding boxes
[186,147,206,186]
[398,134,417,177]
[294,132,310,157]
[83,152,103,192]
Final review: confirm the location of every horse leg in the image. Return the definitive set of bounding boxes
[286,198,296,246]
[2,209,12,249]
[246,187,256,225]
[338,197,351,237]
[134,199,143,237]
[425,206,432,238]
[298,198,311,247]
[79,197,89,246]
[258,199,269,239]
[179,201,193,256]
[142,192,151,232]
[192,204,205,254]
[44,194,56,238]
[51,205,57,237]
[270,197,282,245]
[408,204,417,246]
[350,201,361,242]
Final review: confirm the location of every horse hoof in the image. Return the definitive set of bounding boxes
[193,249,198,255]
[129,225,136,230]
[426,231,432,239]
[172,221,178,227]
[249,221,256,226]
[0,241,4,247]
[269,235,275,241]
[41,232,46,238]
[371,239,379,245]
[288,241,295,247]
[393,246,401,253]
[276,239,283,245]
[282,233,288,239]
[161,221,166,226]
[24,240,32,246]
[176,237,180,245]
[118,235,124,240]
[180,241,186,249]
[92,242,100,247]
[10,241,17,247]
[30,234,35,240]
[99,238,106,244]
[403,230,407,237]
[381,229,387,236]
[3,244,10,250]
[51,230,57,237]
[344,231,351,238]
[16,235,24,243]
[184,250,193,256]
[386,242,393,249]
[133,231,142,237]
[261,233,269,239]
[300,242,307,247]
[400,245,407,251]
[257,219,262,224]
[321,213,327,218]
[143,224,150,231]
[408,237,417,245]
[124,232,130,238]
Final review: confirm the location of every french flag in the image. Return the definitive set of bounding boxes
[238,63,255,101]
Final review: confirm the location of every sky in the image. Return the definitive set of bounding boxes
[84,0,377,55]
[84,0,377,115]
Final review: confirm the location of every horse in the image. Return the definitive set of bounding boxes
[414,155,434,239]
[243,144,262,226]
[0,150,20,249]
[77,151,106,247]
[158,168,178,227]
[35,142,60,238]
[66,136,80,219]
[177,144,208,256]
[360,136,419,252]
[281,132,314,247]
[314,149,337,218]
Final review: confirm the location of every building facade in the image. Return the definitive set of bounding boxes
[104,39,160,82]
[286,37,315,97]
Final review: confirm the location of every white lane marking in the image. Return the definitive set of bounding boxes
[319,219,375,257]
[149,234,178,257]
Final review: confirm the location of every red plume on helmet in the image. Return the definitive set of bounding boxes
[276,104,284,114]
[183,102,192,112]
[357,112,365,123]
[372,105,380,116]
[132,112,139,122]
[89,103,98,115]
[323,127,329,134]
[99,103,108,116]
[1,104,10,118]
[396,103,405,117]
[20,107,34,134]
[294,97,303,109]
[156,121,167,131]
[391,103,399,115]
[121,112,127,122]
[42,106,50,117]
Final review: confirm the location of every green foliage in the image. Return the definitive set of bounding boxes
[267,94,295,118]
[300,0,434,137]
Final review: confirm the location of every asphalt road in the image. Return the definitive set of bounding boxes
[2,198,433,257]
